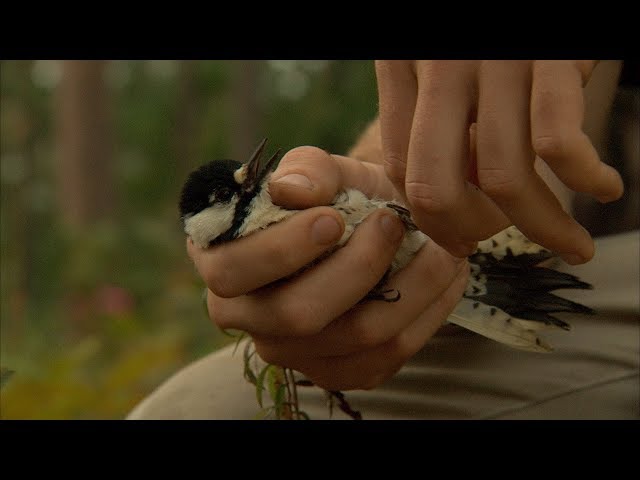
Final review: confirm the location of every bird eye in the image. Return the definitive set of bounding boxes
[210,187,233,204]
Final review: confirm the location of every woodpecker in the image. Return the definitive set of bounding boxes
[180,139,594,353]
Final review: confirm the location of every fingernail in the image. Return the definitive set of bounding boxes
[271,173,314,190]
[312,215,342,245]
[597,193,622,203]
[561,253,586,265]
[380,214,404,243]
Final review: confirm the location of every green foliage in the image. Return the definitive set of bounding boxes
[0,60,377,419]
[0,368,14,389]
[240,339,368,420]
[0,320,231,419]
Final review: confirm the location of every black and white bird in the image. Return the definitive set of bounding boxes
[179,139,594,353]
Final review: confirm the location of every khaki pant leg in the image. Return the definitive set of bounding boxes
[127,231,639,420]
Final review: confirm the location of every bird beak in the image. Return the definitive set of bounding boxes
[237,138,281,192]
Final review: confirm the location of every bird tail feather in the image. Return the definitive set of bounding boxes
[454,226,595,352]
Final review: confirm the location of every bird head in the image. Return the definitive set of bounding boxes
[179,138,280,247]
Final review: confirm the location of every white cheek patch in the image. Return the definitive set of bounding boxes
[184,203,236,248]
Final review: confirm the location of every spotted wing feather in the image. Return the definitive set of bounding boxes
[456,226,595,351]
[449,299,554,353]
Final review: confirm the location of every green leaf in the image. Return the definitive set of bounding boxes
[297,410,311,420]
[254,408,274,420]
[221,328,243,338]
[243,342,258,386]
[242,339,254,364]
[266,365,284,401]
[243,361,257,386]
[232,332,247,355]
[255,364,272,408]
[0,368,15,389]
[273,384,286,417]
[201,288,209,318]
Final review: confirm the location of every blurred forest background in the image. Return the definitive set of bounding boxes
[0,60,379,419]
[1,60,638,420]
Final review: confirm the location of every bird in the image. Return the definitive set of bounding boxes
[179,138,594,354]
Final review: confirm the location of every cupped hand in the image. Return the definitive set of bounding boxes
[187,147,468,391]
[375,60,624,264]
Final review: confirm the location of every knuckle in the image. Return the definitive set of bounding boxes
[253,342,283,367]
[418,60,453,78]
[532,134,568,162]
[360,373,387,391]
[532,84,562,123]
[282,145,328,161]
[349,319,385,350]
[387,334,416,362]
[405,180,454,215]
[352,247,385,281]
[308,374,340,392]
[275,300,323,337]
[383,154,407,183]
[202,261,238,299]
[206,294,236,331]
[280,145,329,165]
[375,59,411,77]
[264,237,299,273]
[476,168,522,201]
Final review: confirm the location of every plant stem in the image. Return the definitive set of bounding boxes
[287,368,301,420]
[281,366,295,420]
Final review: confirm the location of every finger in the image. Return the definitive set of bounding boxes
[187,206,345,298]
[253,240,467,362]
[467,123,479,186]
[290,264,470,392]
[405,61,509,255]
[474,61,592,262]
[209,209,406,336]
[375,60,417,195]
[476,60,534,189]
[475,61,595,263]
[493,170,595,264]
[531,60,623,202]
[269,147,396,209]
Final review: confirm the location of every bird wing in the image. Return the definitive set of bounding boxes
[456,225,594,352]
[448,298,553,353]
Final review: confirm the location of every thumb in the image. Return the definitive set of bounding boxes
[269,146,396,209]
[268,146,343,209]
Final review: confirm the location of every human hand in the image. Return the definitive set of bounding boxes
[187,147,469,391]
[375,60,624,264]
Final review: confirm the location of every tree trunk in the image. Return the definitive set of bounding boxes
[55,60,114,228]
[54,61,115,334]
[1,61,35,346]
[230,61,262,161]
[173,60,199,181]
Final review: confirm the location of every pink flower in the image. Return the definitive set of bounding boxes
[94,285,135,316]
